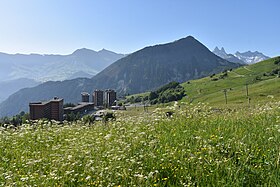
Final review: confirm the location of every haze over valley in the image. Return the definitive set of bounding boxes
[0,49,125,102]
[0,48,125,82]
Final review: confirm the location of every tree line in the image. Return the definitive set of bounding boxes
[125,81,185,105]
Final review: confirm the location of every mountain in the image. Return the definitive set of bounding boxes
[0,49,125,82]
[213,47,270,65]
[91,36,240,94]
[213,47,229,59]
[213,47,245,64]
[0,78,39,103]
[0,36,240,117]
[235,51,270,64]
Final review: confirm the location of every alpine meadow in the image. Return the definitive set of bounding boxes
[1,101,280,186]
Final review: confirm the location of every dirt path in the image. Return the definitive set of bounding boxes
[243,66,253,72]
[231,71,245,77]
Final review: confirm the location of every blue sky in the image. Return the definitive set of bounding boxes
[0,0,279,57]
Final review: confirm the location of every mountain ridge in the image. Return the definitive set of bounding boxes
[213,47,269,64]
[0,48,125,82]
[90,36,239,94]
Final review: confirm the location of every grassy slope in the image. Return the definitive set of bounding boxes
[1,102,280,186]
[125,92,149,100]
[181,57,280,106]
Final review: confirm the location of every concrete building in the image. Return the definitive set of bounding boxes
[94,90,104,107]
[29,97,64,121]
[105,89,117,107]
[64,102,95,115]
[81,92,90,102]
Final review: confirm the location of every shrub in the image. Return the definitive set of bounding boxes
[274,57,280,65]
[210,74,216,78]
[219,72,228,79]
[211,78,219,81]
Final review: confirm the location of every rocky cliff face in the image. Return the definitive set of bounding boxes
[235,51,269,64]
[213,47,270,64]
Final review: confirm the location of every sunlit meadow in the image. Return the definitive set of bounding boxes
[1,101,280,186]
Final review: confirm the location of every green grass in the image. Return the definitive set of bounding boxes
[1,101,280,186]
[125,92,150,99]
[181,57,280,105]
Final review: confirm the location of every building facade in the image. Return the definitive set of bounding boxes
[29,97,64,121]
[94,90,104,107]
[105,89,117,107]
[64,102,95,115]
[81,92,90,102]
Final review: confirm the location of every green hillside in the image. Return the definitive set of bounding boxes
[182,57,280,106]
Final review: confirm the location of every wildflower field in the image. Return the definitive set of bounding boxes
[1,102,280,186]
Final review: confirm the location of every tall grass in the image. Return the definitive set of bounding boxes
[1,102,280,186]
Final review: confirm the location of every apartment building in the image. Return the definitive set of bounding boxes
[29,97,64,121]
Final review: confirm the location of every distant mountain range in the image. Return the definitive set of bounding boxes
[213,47,270,64]
[0,36,240,117]
[0,48,125,82]
[213,47,245,64]
[0,48,124,104]
[0,78,39,103]
[235,51,270,64]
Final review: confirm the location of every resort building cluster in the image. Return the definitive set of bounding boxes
[29,89,117,121]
